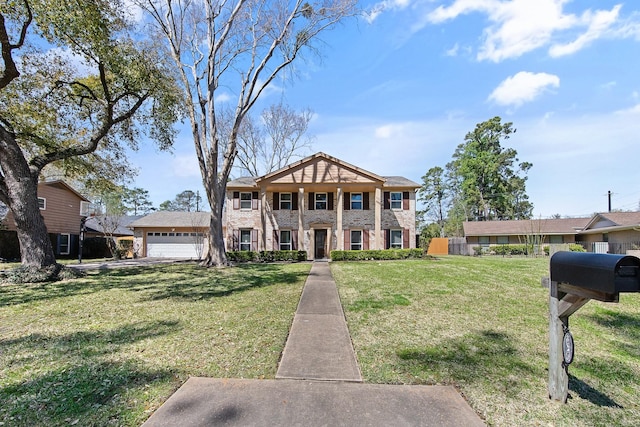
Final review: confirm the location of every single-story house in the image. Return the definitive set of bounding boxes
[128,211,210,259]
[463,212,640,254]
[225,152,420,260]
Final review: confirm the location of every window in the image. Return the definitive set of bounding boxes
[390,230,403,249]
[390,192,402,209]
[549,235,564,244]
[350,193,362,210]
[240,230,252,251]
[497,236,509,245]
[80,201,90,216]
[478,236,490,247]
[350,230,362,250]
[315,193,327,210]
[58,234,70,255]
[38,197,46,210]
[240,192,252,209]
[280,193,292,210]
[280,230,292,251]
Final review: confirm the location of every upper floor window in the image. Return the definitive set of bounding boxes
[38,197,46,210]
[350,193,362,210]
[315,193,327,210]
[280,193,292,210]
[80,201,90,216]
[240,192,252,209]
[390,192,402,209]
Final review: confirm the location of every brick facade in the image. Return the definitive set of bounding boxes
[225,153,419,260]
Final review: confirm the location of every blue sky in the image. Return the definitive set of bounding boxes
[129,0,640,219]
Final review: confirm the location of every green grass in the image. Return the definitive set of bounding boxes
[332,256,640,427]
[0,262,311,426]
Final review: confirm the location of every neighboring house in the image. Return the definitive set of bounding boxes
[463,212,640,254]
[84,215,142,239]
[225,152,420,260]
[128,211,210,259]
[576,212,640,253]
[1,180,90,258]
[464,217,591,248]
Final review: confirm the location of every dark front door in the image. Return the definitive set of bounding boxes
[315,229,327,259]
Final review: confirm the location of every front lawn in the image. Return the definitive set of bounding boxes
[332,256,640,427]
[0,262,311,426]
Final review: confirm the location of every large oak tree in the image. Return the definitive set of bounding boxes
[135,0,357,266]
[0,0,180,269]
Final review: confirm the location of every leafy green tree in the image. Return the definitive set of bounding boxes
[446,117,532,222]
[123,187,154,215]
[135,0,357,266]
[158,190,202,212]
[418,166,448,236]
[0,0,180,269]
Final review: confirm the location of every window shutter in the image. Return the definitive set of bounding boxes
[403,192,409,210]
[292,193,298,211]
[292,230,298,250]
[232,229,239,251]
[251,229,258,251]
[384,191,390,210]
[363,230,370,250]
[308,192,315,210]
[273,192,279,210]
[252,192,259,210]
[344,192,350,210]
[273,230,279,250]
[403,228,410,248]
[233,192,240,210]
[344,229,350,249]
[363,192,370,210]
[328,192,334,210]
[385,229,390,249]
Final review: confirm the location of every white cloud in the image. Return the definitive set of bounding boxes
[427,0,626,62]
[365,0,413,23]
[549,5,622,57]
[488,71,560,107]
[614,103,640,115]
[445,43,460,56]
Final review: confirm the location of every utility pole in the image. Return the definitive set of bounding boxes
[608,190,612,213]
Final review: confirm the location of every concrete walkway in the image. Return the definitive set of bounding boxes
[142,261,485,426]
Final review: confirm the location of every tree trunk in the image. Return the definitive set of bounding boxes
[201,185,228,267]
[0,128,57,268]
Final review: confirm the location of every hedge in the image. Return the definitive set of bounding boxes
[330,249,424,261]
[226,250,307,263]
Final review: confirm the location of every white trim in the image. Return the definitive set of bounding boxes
[279,230,292,250]
[390,192,402,209]
[38,197,46,210]
[280,192,292,210]
[315,192,327,210]
[240,192,252,210]
[350,192,363,210]
[59,233,70,255]
[350,229,363,250]
[390,229,403,249]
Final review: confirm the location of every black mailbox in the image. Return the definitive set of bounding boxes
[550,251,640,294]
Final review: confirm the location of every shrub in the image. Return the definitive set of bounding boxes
[472,246,484,256]
[569,243,586,252]
[226,250,307,263]
[1,264,85,284]
[330,249,424,261]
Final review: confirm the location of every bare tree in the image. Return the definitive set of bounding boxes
[135,0,357,266]
[235,102,314,177]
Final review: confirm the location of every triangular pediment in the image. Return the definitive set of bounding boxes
[257,152,385,186]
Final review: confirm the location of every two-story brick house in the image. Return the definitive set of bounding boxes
[225,152,420,260]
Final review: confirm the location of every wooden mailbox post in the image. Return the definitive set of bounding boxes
[544,252,640,402]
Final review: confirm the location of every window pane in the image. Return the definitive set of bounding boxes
[391,230,402,248]
[315,193,327,210]
[240,192,252,209]
[240,230,252,251]
[497,236,509,244]
[280,193,292,210]
[351,193,362,210]
[350,230,362,250]
[390,192,402,209]
[280,230,291,250]
[38,197,46,210]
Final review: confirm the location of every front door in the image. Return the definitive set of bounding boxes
[315,229,327,259]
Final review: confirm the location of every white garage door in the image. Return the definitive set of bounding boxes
[146,232,205,259]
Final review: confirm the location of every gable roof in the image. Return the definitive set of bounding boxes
[228,152,419,189]
[128,211,210,228]
[40,180,90,201]
[85,215,143,236]
[463,217,591,237]
[581,212,640,234]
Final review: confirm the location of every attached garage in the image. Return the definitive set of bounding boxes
[128,211,211,259]
[146,232,205,258]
